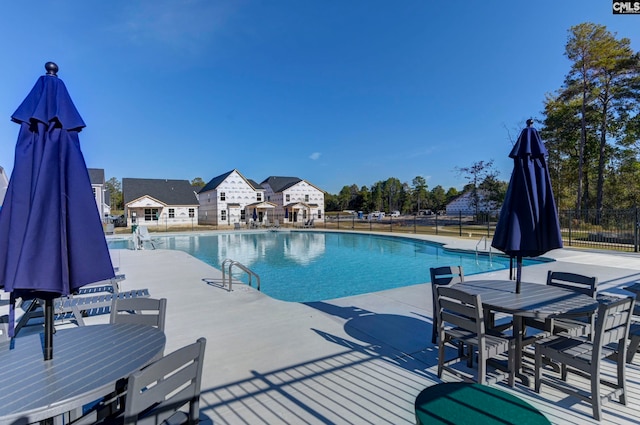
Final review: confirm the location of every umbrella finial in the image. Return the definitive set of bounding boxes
[45,62,59,77]
[526,118,534,127]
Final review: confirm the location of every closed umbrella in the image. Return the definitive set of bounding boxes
[491,119,562,293]
[0,62,114,359]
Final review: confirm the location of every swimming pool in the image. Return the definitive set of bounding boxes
[108,231,547,302]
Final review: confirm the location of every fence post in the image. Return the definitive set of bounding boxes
[568,209,572,247]
[635,206,639,253]
[435,214,438,235]
[414,214,417,234]
[487,214,491,238]
[458,211,462,237]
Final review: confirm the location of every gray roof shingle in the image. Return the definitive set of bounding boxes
[260,176,302,193]
[200,169,263,193]
[88,168,105,185]
[123,178,198,206]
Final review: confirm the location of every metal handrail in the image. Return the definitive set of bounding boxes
[221,258,260,292]
[475,236,492,266]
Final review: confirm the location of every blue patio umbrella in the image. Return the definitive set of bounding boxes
[491,119,562,293]
[0,63,114,359]
[285,208,288,219]
[253,208,257,221]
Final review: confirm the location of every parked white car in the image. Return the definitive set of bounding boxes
[370,211,385,218]
[390,211,400,217]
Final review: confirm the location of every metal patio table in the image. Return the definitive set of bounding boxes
[451,280,599,385]
[0,323,165,424]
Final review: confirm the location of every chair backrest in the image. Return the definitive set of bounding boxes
[110,297,167,331]
[430,266,464,286]
[123,337,207,425]
[593,296,634,357]
[138,225,152,240]
[435,286,485,340]
[546,271,597,297]
[430,266,465,344]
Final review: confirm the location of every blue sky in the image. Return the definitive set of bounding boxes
[1,1,639,194]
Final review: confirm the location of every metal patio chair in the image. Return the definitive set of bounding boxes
[110,297,167,332]
[534,296,634,421]
[435,285,515,386]
[525,271,598,341]
[430,266,464,344]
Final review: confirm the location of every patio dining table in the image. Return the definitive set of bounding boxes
[451,280,599,386]
[0,323,165,424]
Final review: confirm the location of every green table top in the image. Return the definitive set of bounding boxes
[415,382,551,425]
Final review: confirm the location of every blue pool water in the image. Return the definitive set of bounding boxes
[109,231,546,302]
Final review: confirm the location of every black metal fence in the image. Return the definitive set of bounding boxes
[138,208,640,254]
[313,208,640,253]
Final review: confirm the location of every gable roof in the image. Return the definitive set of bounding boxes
[260,176,303,193]
[123,178,198,206]
[199,169,264,193]
[88,168,105,185]
[247,179,264,190]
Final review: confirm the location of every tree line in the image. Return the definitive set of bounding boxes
[542,22,640,214]
[325,160,506,214]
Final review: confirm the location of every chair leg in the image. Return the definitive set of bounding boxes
[431,318,437,344]
[437,339,445,379]
[591,370,602,421]
[618,351,627,405]
[534,347,542,393]
[477,352,486,384]
[626,334,640,363]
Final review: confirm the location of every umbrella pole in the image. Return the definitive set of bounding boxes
[44,299,54,360]
[516,257,523,294]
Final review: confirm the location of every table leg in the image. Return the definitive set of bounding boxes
[513,316,531,387]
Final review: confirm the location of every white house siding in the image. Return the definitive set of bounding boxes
[92,183,107,221]
[127,196,197,227]
[198,170,259,226]
[445,191,497,216]
[0,166,10,206]
[265,181,324,224]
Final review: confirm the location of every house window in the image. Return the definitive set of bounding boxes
[257,193,262,201]
[305,194,309,202]
[92,187,97,198]
[168,208,175,218]
[286,194,290,202]
[188,208,194,218]
[220,192,226,201]
[208,194,210,203]
[144,208,159,221]
[317,210,322,219]
[221,210,227,221]
[240,210,246,220]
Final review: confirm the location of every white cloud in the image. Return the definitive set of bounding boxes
[309,152,321,160]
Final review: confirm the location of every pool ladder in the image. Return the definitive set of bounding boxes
[221,259,261,292]
[475,236,493,266]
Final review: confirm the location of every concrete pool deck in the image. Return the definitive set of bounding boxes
[9,231,640,424]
